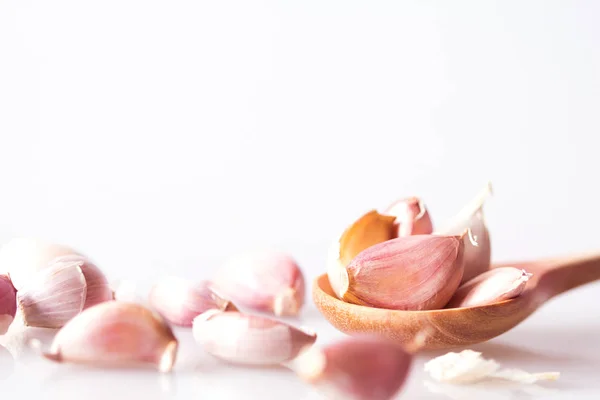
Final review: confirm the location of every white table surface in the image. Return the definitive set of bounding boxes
[1,280,599,400]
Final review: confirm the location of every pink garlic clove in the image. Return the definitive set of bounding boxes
[0,238,78,291]
[436,182,493,283]
[41,301,178,372]
[446,267,532,308]
[17,255,112,328]
[211,251,305,317]
[148,277,237,327]
[291,337,413,400]
[192,310,317,366]
[0,274,16,334]
[383,197,433,237]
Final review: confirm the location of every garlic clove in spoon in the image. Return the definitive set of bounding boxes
[148,277,237,327]
[39,301,178,372]
[211,251,305,317]
[383,197,433,237]
[0,238,79,291]
[192,310,316,366]
[435,182,493,283]
[0,274,16,334]
[446,267,532,308]
[17,255,112,328]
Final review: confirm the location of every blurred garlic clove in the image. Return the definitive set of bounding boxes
[17,255,112,328]
[211,251,305,317]
[40,301,178,372]
[149,277,237,327]
[436,182,493,283]
[383,197,433,237]
[330,234,466,310]
[326,210,397,299]
[446,267,532,308]
[0,275,16,335]
[192,310,317,366]
[0,238,78,291]
[291,337,413,400]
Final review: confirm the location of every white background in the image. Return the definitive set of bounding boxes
[1,1,599,399]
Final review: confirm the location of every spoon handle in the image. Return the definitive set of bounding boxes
[530,252,600,299]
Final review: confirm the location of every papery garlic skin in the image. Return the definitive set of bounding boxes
[291,337,412,400]
[17,255,112,328]
[0,274,16,334]
[192,310,316,366]
[211,251,305,317]
[446,267,532,308]
[149,277,237,327]
[383,197,433,237]
[436,183,493,283]
[42,301,178,372]
[332,235,466,310]
[0,238,78,291]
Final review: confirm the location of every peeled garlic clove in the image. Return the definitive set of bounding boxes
[149,277,237,327]
[17,255,112,328]
[446,267,532,308]
[291,337,412,400]
[192,310,316,365]
[327,210,397,299]
[41,301,178,372]
[331,234,466,310]
[0,238,78,291]
[0,275,16,334]
[436,183,493,283]
[211,251,305,317]
[383,197,433,237]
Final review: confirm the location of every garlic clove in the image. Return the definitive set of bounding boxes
[17,255,112,328]
[0,274,16,334]
[148,277,237,327]
[446,267,532,308]
[332,234,466,310]
[291,337,412,400]
[383,197,433,237]
[41,301,178,372]
[435,183,493,283]
[192,310,317,366]
[211,251,305,317]
[0,238,78,291]
[327,210,397,299]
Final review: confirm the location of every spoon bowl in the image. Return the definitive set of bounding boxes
[313,253,600,350]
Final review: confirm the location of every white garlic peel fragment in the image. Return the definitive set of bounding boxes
[424,350,560,384]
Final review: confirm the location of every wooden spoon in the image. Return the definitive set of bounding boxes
[313,252,600,350]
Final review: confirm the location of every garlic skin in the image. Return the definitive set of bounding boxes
[383,197,433,237]
[211,251,305,317]
[192,310,316,366]
[436,183,493,283]
[148,277,237,327]
[446,267,532,308]
[41,301,178,372]
[0,274,16,334]
[291,337,412,400]
[0,238,78,291]
[17,255,112,328]
[330,234,466,310]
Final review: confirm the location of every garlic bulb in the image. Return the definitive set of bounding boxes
[436,183,493,283]
[17,255,112,328]
[291,337,413,400]
[40,301,178,372]
[329,228,466,310]
[0,238,78,291]
[0,274,16,334]
[192,310,316,366]
[383,196,433,237]
[446,267,532,308]
[211,251,305,317]
[148,277,237,327]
